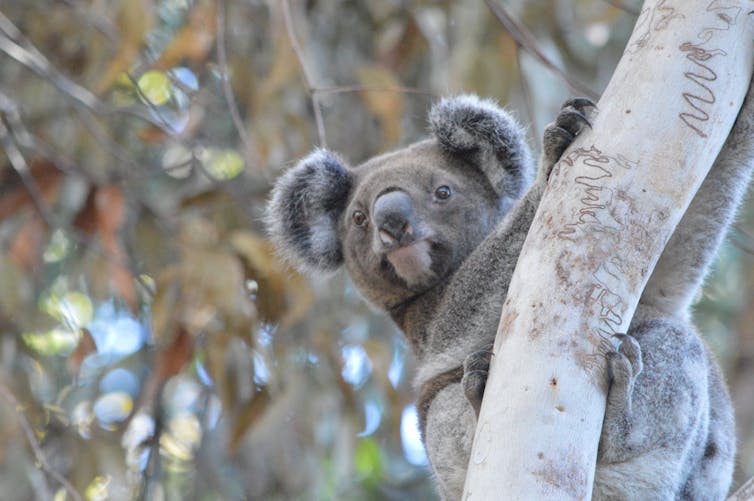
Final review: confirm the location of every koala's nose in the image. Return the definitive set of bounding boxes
[373,190,416,247]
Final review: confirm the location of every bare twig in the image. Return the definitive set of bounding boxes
[216,0,263,170]
[59,0,120,41]
[514,46,538,151]
[0,89,154,296]
[0,116,56,227]
[76,107,147,174]
[726,224,754,256]
[313,85,436,97]
[0,90,83,180]
[0,11,163,127]
[0,382,85,501]
[485,0,598,101]
[124,73,179,135]
[281,0,327,146]
[729,237,754,256]
[601,0,641,16]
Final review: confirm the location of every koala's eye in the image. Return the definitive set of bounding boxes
[352,210,367,226]
[435,185,452,200]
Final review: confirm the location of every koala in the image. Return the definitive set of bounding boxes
[266,82,754,500]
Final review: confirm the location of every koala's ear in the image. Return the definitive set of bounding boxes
[266,149,353,273]
[429,94,533,200]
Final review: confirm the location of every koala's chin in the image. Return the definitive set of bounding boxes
[385,240,436,288]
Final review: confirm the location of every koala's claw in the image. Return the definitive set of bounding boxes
[561,97,597,114]
[542,97,596,169]
[606,334,643,414]
[614,333,643,377]
[462,348,493,418]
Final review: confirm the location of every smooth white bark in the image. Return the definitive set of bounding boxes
[463,1,754,499]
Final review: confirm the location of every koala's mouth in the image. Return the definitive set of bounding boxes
[385,240,436,287]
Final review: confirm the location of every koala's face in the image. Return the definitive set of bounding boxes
[266,95,532,311]
[341,140,500,308]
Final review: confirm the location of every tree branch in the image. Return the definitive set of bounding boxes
[216,0,263,170]
[0,11,164,128]
[0,382,84,501]
[485,0,598,101]
[281,0,327,147]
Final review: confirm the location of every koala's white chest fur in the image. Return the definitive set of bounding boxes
[386,240,434,286]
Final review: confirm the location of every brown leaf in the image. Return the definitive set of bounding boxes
[230,388,271,453]
[95,186,126,236]
[230,231,312,327]
[69,328,97,379]
[94,0,156,94]
[73,188,98,236]
[378,18,425,71]
[179,247,254,330]
[75,186,136,309]
[150,268,180,342]
[9,215,47,271]
[155,326,194,382]
[356,65,404,147]
[0,161,64,220]
[96,186,137,309]
[136,126,169,144]
[154,0,217,70]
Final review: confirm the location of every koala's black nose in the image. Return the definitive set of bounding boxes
[373,190,415,247]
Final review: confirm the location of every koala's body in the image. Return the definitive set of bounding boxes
[267,82,754,499]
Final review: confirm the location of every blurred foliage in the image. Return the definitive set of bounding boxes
[0,0,751,499]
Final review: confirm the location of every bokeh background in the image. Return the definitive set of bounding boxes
[0,1,752,499]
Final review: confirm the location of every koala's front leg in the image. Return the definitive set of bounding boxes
[541,98,595,175]
[461,346,494,417]
[599,334,643,448]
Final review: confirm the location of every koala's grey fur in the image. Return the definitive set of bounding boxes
[266,84,754,500]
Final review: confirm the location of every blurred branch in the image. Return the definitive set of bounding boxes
[313,85,436,97]
[731,223,754,256]
[59,0,120,41]
[74,106,146,175]
[601,0,641,16]
[0,11,163,127]
[0,382,84,501]
[139,408,164,501]
[485,0,598,101]
[514,46,538,150]
[0,114,56,227]
[124,73,178,135]
[281,0,327,147]
[0,89,84,179]
[216,0,263,170]
[0,88,152,300]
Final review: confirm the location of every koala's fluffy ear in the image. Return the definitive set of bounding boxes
[429,94,533,200]
[266,149,352,273]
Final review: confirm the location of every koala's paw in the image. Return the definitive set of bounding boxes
[606,333,643,414]
[542,98,596,174]
[462,347,494,418]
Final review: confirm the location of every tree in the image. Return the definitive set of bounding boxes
[463,0,754,498]
[1,1,752,498]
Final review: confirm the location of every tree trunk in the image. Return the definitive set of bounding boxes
[463,1,754,499]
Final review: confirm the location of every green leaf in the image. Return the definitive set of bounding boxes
[137,70,172,105]
[200,148,245,180]
[354,438,382,481]
[40,291,93,329]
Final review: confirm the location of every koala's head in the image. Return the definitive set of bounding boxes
[266,95,532,310]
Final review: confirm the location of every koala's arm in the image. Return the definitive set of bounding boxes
[430,100,595,358]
